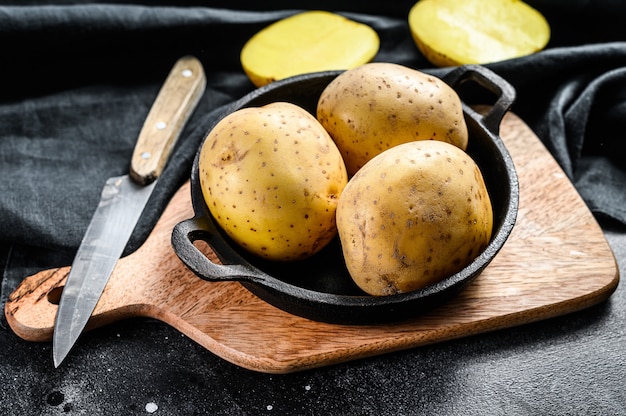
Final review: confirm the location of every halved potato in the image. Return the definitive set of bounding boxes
[241,10,380,87]
[408,0,550,67]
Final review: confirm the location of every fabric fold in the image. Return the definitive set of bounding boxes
[1,4,625,274]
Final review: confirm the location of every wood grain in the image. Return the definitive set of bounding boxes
[130,55,206,185]
[5,112,619,373]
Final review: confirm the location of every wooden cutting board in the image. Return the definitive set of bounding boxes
[5,112,619,374]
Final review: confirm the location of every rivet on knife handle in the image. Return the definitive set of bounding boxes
[130,55,207,185]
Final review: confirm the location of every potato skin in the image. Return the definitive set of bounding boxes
[317,62,468,176]
[199,102,348,261]
[336,140,492,296]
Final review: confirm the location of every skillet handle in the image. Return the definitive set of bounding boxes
[443,64,516,136]
[171,216,266,283]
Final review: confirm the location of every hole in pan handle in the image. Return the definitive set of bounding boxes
[443,64,516,136]
[171,216,271,284]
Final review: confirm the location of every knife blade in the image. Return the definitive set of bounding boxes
[53,55,206,367]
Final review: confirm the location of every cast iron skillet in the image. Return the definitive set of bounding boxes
[171,64,519,324]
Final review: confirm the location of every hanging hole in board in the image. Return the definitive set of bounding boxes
[47,286,64,305]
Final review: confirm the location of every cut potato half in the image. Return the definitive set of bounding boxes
[408,0,550,67]
[241,10,379,87]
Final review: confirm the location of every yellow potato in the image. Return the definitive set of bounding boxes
[408,0,550,67]
[241,10,379,87]
[336,140,493,296]
[199,102,348,261]
[317,62,468,176]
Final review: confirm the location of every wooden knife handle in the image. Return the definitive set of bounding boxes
[130,55,207,185]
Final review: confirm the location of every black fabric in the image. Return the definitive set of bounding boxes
[0,2,625,284]
[486,43,626,223]
[2,0,626,317]
[2,3,626,255]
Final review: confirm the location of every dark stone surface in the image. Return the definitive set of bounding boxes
[1,227,624,415]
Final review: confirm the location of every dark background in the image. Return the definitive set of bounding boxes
[1,1,626,414]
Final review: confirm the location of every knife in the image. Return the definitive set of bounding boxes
[53,55,206,367]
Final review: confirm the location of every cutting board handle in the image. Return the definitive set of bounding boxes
[444,64,516,135]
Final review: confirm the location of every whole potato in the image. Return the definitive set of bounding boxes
[199,102,348,261]
[336,140,492,296]
[317,62,468,176]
